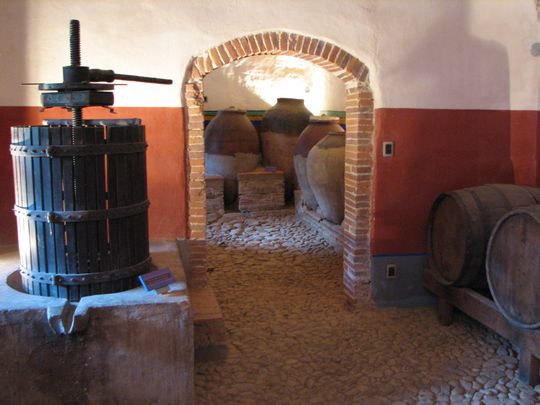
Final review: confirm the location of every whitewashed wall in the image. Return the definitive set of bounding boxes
[203,55,346,113]
[0,0,538,109]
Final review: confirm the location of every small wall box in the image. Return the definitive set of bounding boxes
[383,141,394,157]
[386,264,397,278]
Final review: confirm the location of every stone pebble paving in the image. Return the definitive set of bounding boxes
[196,209,540,404]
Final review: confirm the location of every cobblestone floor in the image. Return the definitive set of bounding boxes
[196,210,540,404]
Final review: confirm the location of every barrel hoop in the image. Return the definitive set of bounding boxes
[486,208,540,330]
[13,200,149,223]
[19,257,151,286]
[10,142,147,157]
[521,186,540,204]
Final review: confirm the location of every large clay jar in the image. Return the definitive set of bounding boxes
[294,116,343,210]
[306,132,345,224]
[205,108,260,204]
[261,98,312,200]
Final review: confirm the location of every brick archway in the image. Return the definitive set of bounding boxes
[183,32,374,304]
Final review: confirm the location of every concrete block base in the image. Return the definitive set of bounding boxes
[371,254,436,308]
[0,243,194,405]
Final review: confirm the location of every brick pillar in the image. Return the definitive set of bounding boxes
[185,81,208,288]
[342,85,374,304]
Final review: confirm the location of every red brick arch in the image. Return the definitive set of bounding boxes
[183,31,374,304]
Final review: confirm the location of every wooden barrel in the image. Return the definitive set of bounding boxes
[427,184,540,287]
[10,124,151,302]
[486,205,540,329]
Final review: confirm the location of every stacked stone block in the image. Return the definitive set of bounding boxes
[238,171,285,212]
[205,175,224,223]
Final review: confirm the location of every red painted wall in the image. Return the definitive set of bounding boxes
[372,108,540,255]
[0,106,186,245]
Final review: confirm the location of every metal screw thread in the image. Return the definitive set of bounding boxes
[69,20,82,200]
[70,20,81,67]
[72,109,82,129]
[69,20,82,129]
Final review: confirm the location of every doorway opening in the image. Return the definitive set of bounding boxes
[183,32,374,304]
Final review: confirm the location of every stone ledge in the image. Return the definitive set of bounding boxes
[176,237,226,349]
[295,190,344,253]
[237,169,284,179]
[0,242,194,405]
[190,286,227,348]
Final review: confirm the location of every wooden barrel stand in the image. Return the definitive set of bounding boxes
[424,271,540,386]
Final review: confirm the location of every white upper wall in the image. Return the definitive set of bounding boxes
[0,0,539,110]
[203,55,347,113]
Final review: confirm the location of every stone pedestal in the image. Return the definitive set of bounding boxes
[237,170,285,212]
[206,175,225,223]
[0,245,194,405]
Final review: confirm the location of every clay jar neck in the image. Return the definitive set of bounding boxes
[294,116,343,157]
[318,131,345,149]
[273,98,310,114]
[276,97,305,105]
[263,98,312,135]
[216,108,247,117]
[308,116,340,125]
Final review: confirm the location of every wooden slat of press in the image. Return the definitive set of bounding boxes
[40,127,58,297]
[17,127,29,293]
[62,127,78,302]
[106,126,120,292]
[141,126,149,263]
[12,127,26,292]
[132,126,142,270]
[94,126,108,295]
[20,127,32,293]
[128,126,138,288]
[133,125,146,288]
[133,125,149,289]
[19,127,31,294]
[83,127,99,296]
[24,127,39,295]
[137,126,149,271]
[95,125,110,294]
[115,126,130,292]
[125,126,136,290]
[32,126,48,297]
[118,126,131,290]
[50,126,66,299]
[73,126,89,299]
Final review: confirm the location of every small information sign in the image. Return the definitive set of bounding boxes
[139,267,176,293]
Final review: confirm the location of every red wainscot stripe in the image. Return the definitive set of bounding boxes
[371,108,538,255]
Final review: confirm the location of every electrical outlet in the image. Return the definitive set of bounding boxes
[383,141,394,157]
[386,264,397,278]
